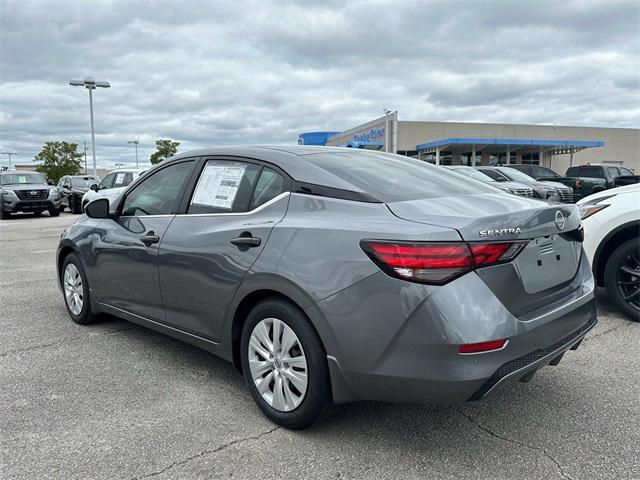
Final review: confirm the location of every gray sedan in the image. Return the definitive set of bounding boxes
[477,166,574,202]
[57,146,596,429]
[445,165,534,197]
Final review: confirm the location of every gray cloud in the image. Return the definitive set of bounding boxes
[0,0,638,169]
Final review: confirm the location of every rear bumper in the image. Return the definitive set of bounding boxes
[468,305,596,401]
[313,255,596,405]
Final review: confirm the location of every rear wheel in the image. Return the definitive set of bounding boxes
[240,299,332,429]
[61,253,101,325]
[604,238,640,322]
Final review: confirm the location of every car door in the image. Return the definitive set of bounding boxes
[158,158,290,341]
[91,159,196,321]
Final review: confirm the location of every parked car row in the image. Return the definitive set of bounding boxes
[56,146,638,431]
[509,163,638,201]
[80,168,146,211]
[444,165,574,202]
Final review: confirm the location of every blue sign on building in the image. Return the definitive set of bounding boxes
[353,127,385,142]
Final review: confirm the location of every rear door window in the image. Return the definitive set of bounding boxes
[113,172,134,188]
[188,160,261,214]
[250,168,285,209]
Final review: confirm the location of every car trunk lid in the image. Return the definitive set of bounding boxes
[386,193,584,312]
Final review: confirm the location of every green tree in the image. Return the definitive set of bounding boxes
[34,141,82,183]
[149,139,180,165]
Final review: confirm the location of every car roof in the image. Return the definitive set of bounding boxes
[169,145,402,193]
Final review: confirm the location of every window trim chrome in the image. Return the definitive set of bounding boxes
[177,191,290,217]
[121,191,291,219]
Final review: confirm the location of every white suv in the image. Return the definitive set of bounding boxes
[578,184,640,321]
[82,168,146,211]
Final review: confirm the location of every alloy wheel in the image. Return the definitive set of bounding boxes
[248,317,308,412]
[64,263,84,315]
[617,252,640,312]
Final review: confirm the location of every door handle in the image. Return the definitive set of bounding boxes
[140,231,160,246]
[230,232,261,248]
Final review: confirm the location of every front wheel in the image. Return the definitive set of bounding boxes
[604,238,640,322]
[240,299,333,429]
[49,207,60,217]
[0,208,10,220]
[61,253,101,325]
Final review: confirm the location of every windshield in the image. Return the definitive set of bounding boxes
[71,177,99,188]
[0,172,47,185]
[448,167,495,182]
[306,152,497,202]
[497,167,534,182]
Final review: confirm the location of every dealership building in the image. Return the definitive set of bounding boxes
[299,113,640,174]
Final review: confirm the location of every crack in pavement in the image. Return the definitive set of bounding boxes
[0,326,132,357]
[130,426,281,479]
[582,322,636,344]
[453,407,574,480]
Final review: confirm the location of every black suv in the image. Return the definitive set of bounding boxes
[57,175,100,214]
[0,171,62,219]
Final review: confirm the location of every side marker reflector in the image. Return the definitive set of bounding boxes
[459,339,507,354]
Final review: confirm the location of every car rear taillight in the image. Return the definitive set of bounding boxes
[575,179,583,190]
[361,240,527,285]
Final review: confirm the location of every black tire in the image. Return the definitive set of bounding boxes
[49,208,60,217]
[240,299,333,429]
[0,209,9,220]
[604,238,640,322]
[71,197,82,214]
[33,211,42,217]
[61,253,101,325]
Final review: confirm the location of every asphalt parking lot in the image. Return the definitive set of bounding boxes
[1,213,639,480]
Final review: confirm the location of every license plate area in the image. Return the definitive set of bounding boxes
[514,235,581,294]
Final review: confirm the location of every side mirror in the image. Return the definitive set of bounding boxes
[90,183,99,192]
[47,179,54,185]
[85,198,110,219]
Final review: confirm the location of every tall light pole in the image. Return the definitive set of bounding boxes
[127,137,139,168]
[69,77,110,176]
[1,151,17,170]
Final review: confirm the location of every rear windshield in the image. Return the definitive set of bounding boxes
[566,166,603,178]
[305,152,497,202]
[0,172,46,185]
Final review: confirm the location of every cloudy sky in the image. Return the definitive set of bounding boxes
[1,0,639,169]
